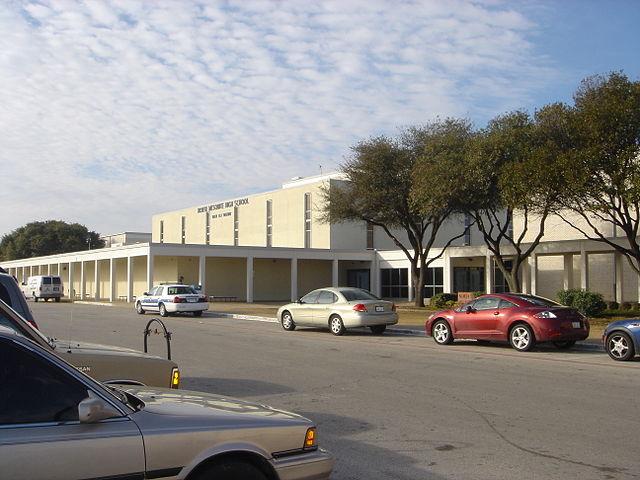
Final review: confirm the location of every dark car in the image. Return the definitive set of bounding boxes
[425,293,590,352]
[603,319,640,361]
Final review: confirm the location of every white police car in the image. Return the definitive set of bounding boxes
[135,284,209,317]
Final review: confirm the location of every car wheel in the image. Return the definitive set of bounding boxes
[193,460,268,480]
[33,296,38,302]
[281,311,296,331]
[370,325,386,335]
[159,303,168,317]
[193,310,203,317]
[553,340,576,350]
[606,331,635,361]
[432,320,453,345]
[509,324,535,352]
[329,315,345,336]
[55,297,60,303]
[136,302,145,315]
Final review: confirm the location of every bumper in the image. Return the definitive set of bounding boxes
[165,303,209,313]
[342,312,399,328]
[273,448,334,480]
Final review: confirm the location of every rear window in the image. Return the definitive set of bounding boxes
[52,277,61,285]
[511,295,559,307]
[168,286,196,295]
[341,289,380,301]
[42,277,52,285]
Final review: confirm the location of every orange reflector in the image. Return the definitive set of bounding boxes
[171,368,180,388]
[305,428,316,448]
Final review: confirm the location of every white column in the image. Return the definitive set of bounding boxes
[198,255,206,294]
[109,258,116,302]
[127,257,133,302]
[80,261,87,299]
[580,247,589,290]
[615,252,624,303]
[485,255,494,294]
[146,254,154,293]
[94,260,101,299]
[563,254,574,290]
[68,263,74,299]
[246,256,254,303]
[443,251,453,294]
[290,258,298,301]
[529,254,538,296]
[332,259,339,287]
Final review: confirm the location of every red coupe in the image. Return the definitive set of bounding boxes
[425,293,590,351]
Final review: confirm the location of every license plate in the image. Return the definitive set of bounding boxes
[375,306,384,312]
[187,298,197,303]
[572,321,581,328]
[53,287,59,291]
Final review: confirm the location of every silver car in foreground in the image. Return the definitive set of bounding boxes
[0,331,333,480]
[277,287,398,335]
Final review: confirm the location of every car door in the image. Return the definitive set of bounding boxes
[144,286,163,311]
[293,290,321,326]
[0,337,145,480]
[313,290,338,326]
[455,296,501,335]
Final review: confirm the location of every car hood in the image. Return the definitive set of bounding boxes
[121,386,311,424]
[53,338,164,359]
[606,319,640,329]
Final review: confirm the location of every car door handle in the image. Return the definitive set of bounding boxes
[493,311,500,315]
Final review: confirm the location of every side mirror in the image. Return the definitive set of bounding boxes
[78,391,122,423]
[465,306,475,314]
[143,292,149,296]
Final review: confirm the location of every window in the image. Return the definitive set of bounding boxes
[472,296,501,311]
[499,299,518,309]
[423,267,444,298]
[266,200,273,247]
[381,268,408,298]
[494,260,512,293]
[205,211,211,245]
[0,339,88,425]
[159,220,164,243]
[181,216,186,244]
[304,193,311,248]
[300,290,321,304]
[463,213,471,246]
[366,222,374,250]
[317,291,337,304]
[234,206,239,246]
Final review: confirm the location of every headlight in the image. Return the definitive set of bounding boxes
[534,310,557,319]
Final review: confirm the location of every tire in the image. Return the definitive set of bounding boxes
[432,319,453,345]
[606,331,636,361]
[509,324,536,352]
[329,315,345,336]
[193,460,268,480]
[34,296,38,302]
[193,310,203,317]
[136,302,145,315]
[55,297,60,303]
[553,340,576,350]
[370,325,386,335]
[159,303,168,317]
[281,311,296,331]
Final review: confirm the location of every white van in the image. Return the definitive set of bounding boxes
[22,275,64,302]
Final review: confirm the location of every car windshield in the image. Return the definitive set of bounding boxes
[341,289,380,301]
[167,286,197,295]
[510,294,560,307]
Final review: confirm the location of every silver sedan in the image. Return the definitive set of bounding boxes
[277,287,398,335]
[0,331,334,480]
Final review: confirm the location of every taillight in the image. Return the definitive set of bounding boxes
[392,303,397,312]
[173,296,183,303]
[200,296,209,302]
[353,304,368,312]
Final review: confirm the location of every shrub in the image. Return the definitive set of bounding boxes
[429,293,458,309]
[605,301,619,310]
[557,289,606,317]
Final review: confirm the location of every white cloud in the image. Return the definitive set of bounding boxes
[0,0,558,237]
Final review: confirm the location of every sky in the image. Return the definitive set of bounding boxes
[1,0,639,238]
